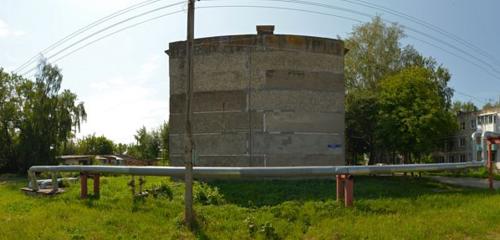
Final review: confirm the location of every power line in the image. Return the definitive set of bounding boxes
[18,1,494,104]
[340,0,500,66]
[197,4,495,103]
[455,90,488,104]
[14,0,178,74]
[237,0,500,77]
[200,2,500,80]
[253,0,500,74]
[20,1,185,77]
[52,10,185,64]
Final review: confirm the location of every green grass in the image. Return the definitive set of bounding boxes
[1,174,500,239]
[426,167,500,180]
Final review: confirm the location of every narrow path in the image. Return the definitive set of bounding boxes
[429,176,500,189]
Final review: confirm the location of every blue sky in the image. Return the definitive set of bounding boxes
[1,0,499,143]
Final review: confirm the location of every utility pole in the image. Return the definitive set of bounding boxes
[184,0,196,229]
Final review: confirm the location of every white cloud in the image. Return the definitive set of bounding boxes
[0,19,25,38]
[78,55,168,143]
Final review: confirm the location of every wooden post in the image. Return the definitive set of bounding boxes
[80,173,88,199]
[488,142,494,190]
[130,176,136,196]
[184,0,196,229]
[93,173,100,197]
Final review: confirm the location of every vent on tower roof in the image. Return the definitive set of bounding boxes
[256,25,275,35]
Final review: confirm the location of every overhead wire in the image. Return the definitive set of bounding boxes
[19,1,185,77]
[215,0,500,77]
[14,0,172,74]
[17,0,494,105]
[339,0,500,65]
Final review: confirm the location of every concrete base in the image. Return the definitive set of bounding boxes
[21,187,65,196]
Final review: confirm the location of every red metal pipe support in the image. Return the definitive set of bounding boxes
[488,142,494,190]
[80,173,88,199]
[336,174,354,207]
[93,173,100,197]
[344,175,354,207]
[336,175,344,202]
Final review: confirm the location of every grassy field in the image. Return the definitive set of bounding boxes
[1,174,500,239]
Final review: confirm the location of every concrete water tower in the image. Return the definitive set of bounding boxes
[166,25,347,167]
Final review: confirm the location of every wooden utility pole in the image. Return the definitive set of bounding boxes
[184,0,196,228]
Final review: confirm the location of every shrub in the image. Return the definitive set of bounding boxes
[194,182,225,205]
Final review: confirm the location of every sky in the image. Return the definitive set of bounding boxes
[1,0,499,143]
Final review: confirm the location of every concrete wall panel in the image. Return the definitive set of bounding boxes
[170,112,263,134]
[252,133,344,155]
[264,112,344,133]
[170,133,248,155]
[264,154,343,166]
[251,51,343,73]
[264,70,343,91]
[251,90,344,112]
[170,53,249,94]
[170,90,247,114]
[170,155,266,167]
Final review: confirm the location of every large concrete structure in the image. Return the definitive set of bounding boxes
[166,25,346,167]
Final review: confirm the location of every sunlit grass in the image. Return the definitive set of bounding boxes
[1,174,500,239]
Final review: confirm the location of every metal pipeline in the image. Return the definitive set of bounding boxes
[29,161,485,180]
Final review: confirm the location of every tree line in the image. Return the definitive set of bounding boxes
[0,60,86,173]
[344,16,472,165]
[0,59,170,173]
[64,122,169,164]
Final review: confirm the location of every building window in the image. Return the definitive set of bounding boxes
[460,154,466,162]
[449,155,455,163]
[461,121,466,130]
[460,137,466,147]
[470,119,476,129]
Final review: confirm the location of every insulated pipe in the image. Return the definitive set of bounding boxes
[28,161,485,180]
[480,131,500,161]
[472,130,482,162]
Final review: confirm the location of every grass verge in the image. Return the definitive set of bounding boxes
[1,175,500,239]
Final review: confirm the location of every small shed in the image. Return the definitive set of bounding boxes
[57,155,93,165]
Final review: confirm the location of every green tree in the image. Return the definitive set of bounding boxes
[15,60,86,172]
[0,69,20,171]
[376,67,458,163]
[400,45,453,108]
[452,100,478,113]
[345,16,404,90]
[134,126,161,162]
[344,17,456,164]
[483,99,500,110]
[159,121,169,163]
[77,134,114,155]
[114,143,128,155]
[345,90,378,165]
